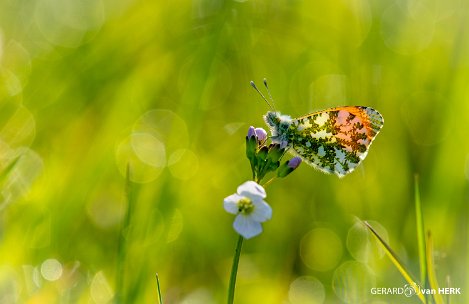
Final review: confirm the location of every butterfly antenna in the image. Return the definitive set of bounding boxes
[250,80,275,111]
[263,78,277,110]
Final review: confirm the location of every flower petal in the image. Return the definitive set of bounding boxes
[251,200,272,222]
[233,215,263,239]
[237,181,266,199]
[224,194,242,214]
[254,128,267,142]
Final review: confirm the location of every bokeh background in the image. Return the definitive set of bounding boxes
[1,0,468,303]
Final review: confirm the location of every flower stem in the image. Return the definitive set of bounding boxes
[227,235,244,304]
[262,176,276,188]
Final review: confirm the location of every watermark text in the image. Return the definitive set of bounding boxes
[371,283,462,298]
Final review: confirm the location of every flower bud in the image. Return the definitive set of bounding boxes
[254,128,267,142]
[257,145,269,161]
[246,126,257,161]
[277,157,302,178]
[267,143,284,163]
[247,126,256,139]
[288,156,302,169]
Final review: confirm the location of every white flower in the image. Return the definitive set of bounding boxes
[224,181,272,239]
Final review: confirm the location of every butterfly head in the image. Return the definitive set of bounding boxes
[263,111,292,148]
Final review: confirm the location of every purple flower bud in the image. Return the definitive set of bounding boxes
[277,157,302,178]
[288,157,302,169]
[254,128,267,142]
[247,126,256,138]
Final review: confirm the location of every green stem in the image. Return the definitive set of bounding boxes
[227,235,244,304]
[262,176,276,188]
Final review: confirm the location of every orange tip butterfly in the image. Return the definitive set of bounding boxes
[251,80,384,178]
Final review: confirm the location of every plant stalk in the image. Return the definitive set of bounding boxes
[227,235,244,304]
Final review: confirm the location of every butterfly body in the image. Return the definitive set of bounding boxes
[264,106,384,178]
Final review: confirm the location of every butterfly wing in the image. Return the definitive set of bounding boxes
[288,106,384,177]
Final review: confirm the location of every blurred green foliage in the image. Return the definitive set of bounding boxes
[0,0,468,303]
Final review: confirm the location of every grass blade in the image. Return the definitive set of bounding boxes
[156,273,163,304]
[364,221,426,304]
[426,231,444,304]
[115,164,134,303]
[414,175,428,289]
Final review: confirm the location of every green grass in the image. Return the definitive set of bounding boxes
[0,0,468,302]
[365,176,456,304]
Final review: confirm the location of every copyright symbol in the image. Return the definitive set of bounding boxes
[404,283,417,297]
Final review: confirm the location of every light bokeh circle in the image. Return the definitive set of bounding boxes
[115,133,166,183]
[300,228,343,272]
[332,261,376,303]
[288,276,325,304]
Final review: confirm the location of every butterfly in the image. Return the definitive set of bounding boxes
[251,80,384,178]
